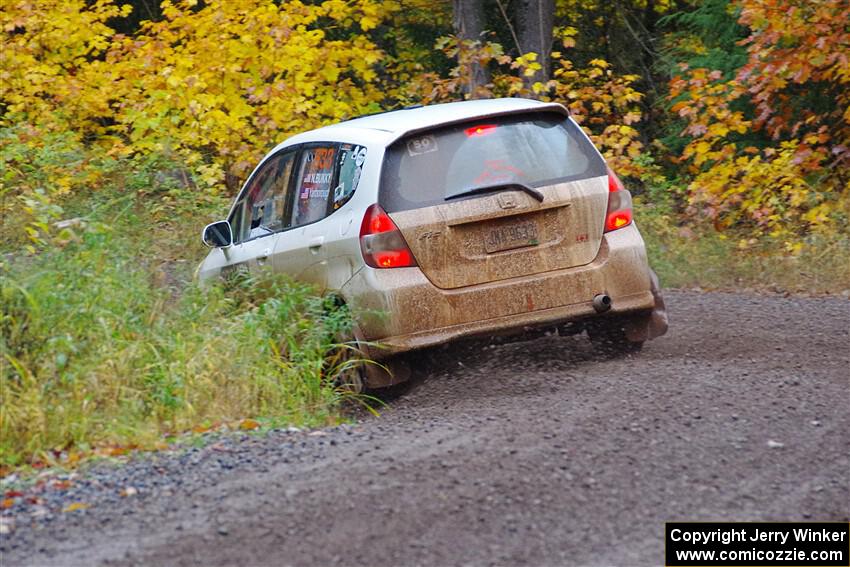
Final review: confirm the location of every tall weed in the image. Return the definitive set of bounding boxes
[0,225,353,468]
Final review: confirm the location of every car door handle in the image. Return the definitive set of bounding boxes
[257,247,271,265]
[308,237,324,254]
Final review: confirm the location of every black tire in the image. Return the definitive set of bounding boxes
[587,323,644,356]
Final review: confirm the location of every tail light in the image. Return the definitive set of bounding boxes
[359,204,418,268]
[604,167,633,233]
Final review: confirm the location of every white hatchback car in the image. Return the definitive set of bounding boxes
[199,98,667,388]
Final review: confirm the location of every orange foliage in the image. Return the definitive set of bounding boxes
[669,0,849,243]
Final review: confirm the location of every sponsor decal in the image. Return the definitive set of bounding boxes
[354,146,367,166]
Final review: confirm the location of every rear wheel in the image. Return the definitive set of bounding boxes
[321,297,367,394]
[587,323,643,356]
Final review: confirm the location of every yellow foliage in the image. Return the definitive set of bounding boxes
[0,0,131,131]
[104,0,389,181]
[687,141,839,239]
[3,0,650,202]
[2,0,391,188]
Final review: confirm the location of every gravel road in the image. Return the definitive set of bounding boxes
[2,290,849,567]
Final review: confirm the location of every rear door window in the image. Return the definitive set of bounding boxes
[333,144,367,210]
[379,112,606,212]
[291,145,337,227]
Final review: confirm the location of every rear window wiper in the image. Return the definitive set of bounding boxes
[444,182,545,203]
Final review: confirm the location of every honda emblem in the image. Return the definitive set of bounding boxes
[498,194,518,209]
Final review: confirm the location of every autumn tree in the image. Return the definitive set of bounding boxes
[452,0,491,94]
[1,0,392,194]
[516,0,556,87]
[667,0,850,244]
[448,0,557,97]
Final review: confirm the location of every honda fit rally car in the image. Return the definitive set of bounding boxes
[199,98,668,390]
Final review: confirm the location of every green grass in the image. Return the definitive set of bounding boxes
[637,200,850,295]
[1,242,357,467]
[0,233,356,467]
[0,158,359,470]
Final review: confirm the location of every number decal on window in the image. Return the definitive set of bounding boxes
[406,135,438,156]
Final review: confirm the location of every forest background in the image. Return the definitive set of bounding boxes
[1,0,848,469]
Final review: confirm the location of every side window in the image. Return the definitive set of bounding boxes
[333,144,366,210]
[230,151,296,243]
[291,145,338,227]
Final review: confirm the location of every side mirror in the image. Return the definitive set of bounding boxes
[202,220,233,248]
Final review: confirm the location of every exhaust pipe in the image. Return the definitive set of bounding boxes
[592,294,612,313]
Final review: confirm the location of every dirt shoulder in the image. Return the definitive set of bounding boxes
[2,290,848,566]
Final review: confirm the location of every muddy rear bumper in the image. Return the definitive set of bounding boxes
[342,222,661,358]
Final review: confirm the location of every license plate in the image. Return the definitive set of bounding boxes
[484,221,540,253]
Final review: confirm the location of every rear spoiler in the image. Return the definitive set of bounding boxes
[385,102,570,146]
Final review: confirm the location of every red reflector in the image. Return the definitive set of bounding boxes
[604,166,632,233]
[464,124,498,137]
[373,249,414,268]
[605,210,632,232]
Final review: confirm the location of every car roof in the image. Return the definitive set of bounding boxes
[279,98,568,149]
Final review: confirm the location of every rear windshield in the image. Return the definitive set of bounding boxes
[379,112,606,212]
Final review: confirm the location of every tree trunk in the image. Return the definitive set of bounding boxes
[516,0,555,93]
[452,0,490,97]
